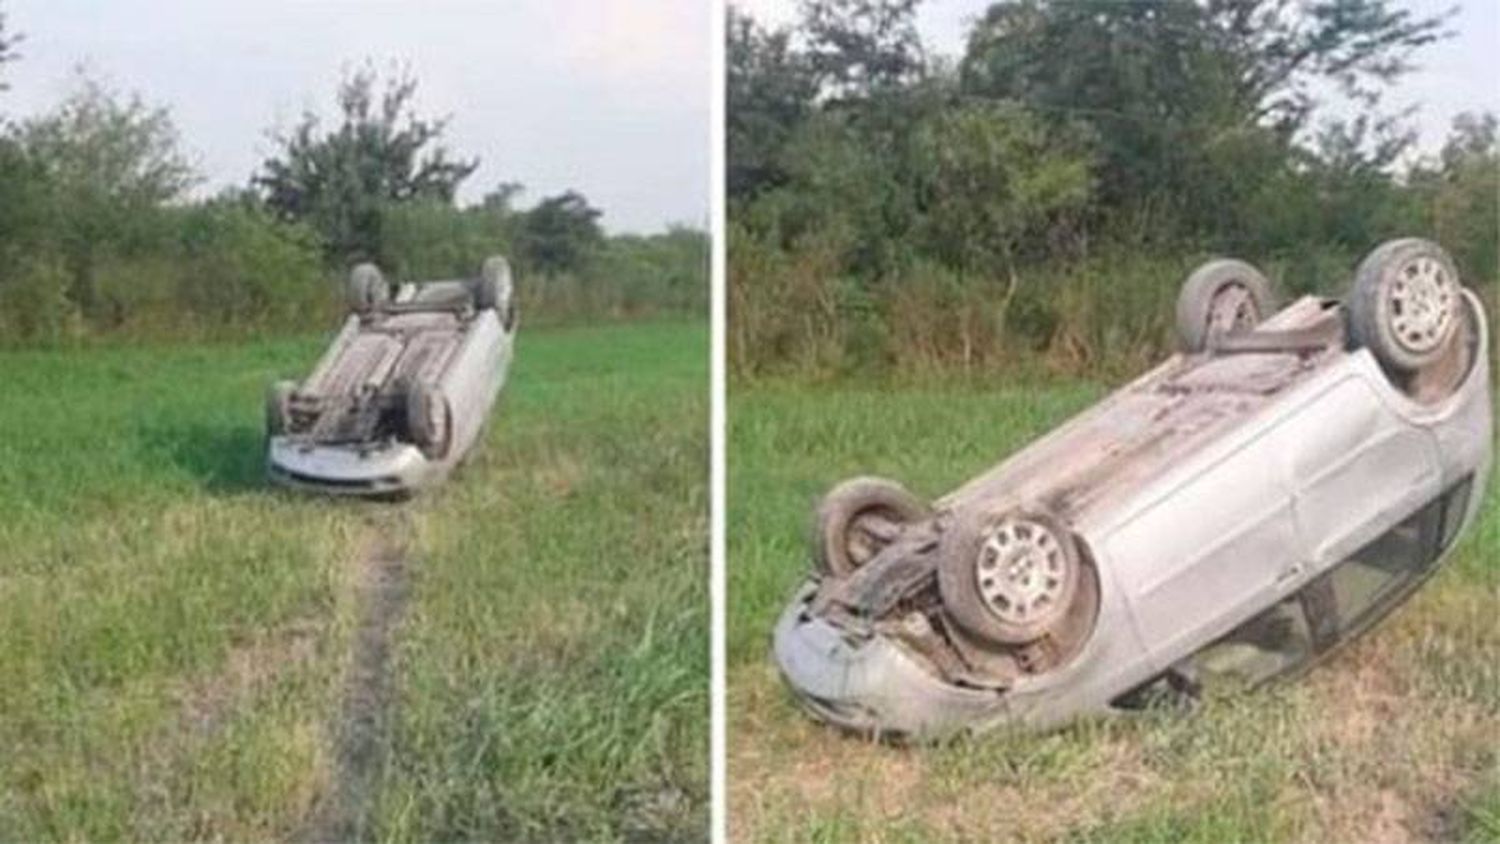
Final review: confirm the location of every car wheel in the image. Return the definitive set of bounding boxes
[1349,238,1463,374]
[938,508,1081,645]
[265,380,296,436]
[346,262,389,314]
[405,381,452,459]
[1175,259,1273,352]
[813,477,932,577]
[473,255,515,326]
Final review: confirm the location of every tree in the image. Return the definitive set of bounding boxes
[1410,113,1498,284]
[911,101,1094,276]
[959,0,1452,236]
[0,5,21,93]
[21,74,195,205]
[16,72,197,316]
[480,181,525,216]
[727,1,928,203]
[802,0,925,99]
[255,65,478,263]
[517,190,603,275]
[728,7,819,200]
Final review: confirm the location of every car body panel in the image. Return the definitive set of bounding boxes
[267,278,515,496]
[775,290,1491,740]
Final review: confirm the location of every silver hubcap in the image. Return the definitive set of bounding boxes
[976,518,1068,627]
[1207,283,1257,338]
[1388,257,1455,354]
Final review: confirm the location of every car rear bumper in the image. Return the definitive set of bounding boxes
[772,582,1003,741]
[266,437,436,496]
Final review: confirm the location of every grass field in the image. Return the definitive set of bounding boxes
[0,320,708,842]
[727,375,1499,843]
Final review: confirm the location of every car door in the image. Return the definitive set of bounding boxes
[1285,376,1442,565]
[1105,416,1301,663]
[1155,475,1473,696]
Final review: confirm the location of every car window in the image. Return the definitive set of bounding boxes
[1312,475,1473,639]
[1113,476,1473,708]
[1186,595,1315,687]
[1111,595,1316,709]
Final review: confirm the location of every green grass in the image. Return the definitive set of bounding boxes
[727,374,1499,843]
[373,322,709,841]
[0,320,708,841]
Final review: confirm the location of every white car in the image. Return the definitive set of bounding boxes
[774,238,1492,741]
[265,256,517,496]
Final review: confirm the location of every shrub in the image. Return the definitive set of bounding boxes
[0,253,78,344]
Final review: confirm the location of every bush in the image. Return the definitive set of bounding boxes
[171,203,331,328]
[728,224,852,376]
[377,200,514,281]
[0,253,78,344]
[81,204,327,338]
[597,228,710,316]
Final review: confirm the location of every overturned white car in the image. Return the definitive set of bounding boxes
[265,257,517,496]
[774,238,1492,741]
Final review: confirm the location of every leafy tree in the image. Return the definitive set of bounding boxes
[0,5,20,93]
[910,101,1094,275]
[20,75,195,205]
[16,73,197,317]
[1410,113,1498,284]
[479,180,525,216]
[802,0,926,99]
[959,0,1451,235]
[728,8,819,200]
[255,65,478,262]
[517,190,603,275]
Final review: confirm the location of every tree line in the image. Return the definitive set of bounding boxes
[0,13,705,344]
[728,0,1496,377]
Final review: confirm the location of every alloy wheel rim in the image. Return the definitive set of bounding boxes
[975,517,1069,627]
[1388,256,1456,354]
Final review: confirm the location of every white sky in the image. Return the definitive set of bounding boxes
[0,0,710,235]
[735,0,1500,159]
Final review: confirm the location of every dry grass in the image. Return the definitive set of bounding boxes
[727,376,1499,843]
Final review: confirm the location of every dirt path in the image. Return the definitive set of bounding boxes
[302,511,415,843]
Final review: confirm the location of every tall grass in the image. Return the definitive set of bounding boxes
[372,322,709,841]
[726,377,1500,842]
[730,228,1498,380]
[0,199,708,347]
[0,321,709,841]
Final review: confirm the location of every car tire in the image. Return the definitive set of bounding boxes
[265,380,297,436]
[1349,238,1463,374]
[1175,259,1274,352]
[938,508,1082,645]
[813,477,932,577]
[405,380,452,459]
[347,262,389,314]
[473,255,515,328]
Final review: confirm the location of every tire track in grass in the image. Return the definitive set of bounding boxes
[303,509,414,843]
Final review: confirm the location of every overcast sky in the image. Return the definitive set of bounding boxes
[1,0,709,235]
[737,0,1499,159]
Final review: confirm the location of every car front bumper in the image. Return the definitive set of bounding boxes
[266,437,437,496]
[772,582,1004,741]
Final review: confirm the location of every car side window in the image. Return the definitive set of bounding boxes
[1303,475,1473,644]
[1111,594,1316,709]
[1187,595,1316,687]
[1113,476,1474,709]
